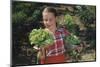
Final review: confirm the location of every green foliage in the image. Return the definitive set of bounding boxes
[64,14,79,35]
[65,34,80,45]
[76,6,96,25]
[64,14,73,25]
[29,28,54,47]
[63,14,80,45]
[32,9,42,22]
[68,49,80,61]
[12,2,43,24]
[74,6,96,50]
[12,11,27,23]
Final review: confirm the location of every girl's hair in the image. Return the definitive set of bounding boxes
[42,7,57,17]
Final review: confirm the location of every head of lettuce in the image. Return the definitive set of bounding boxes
[29,28,54,47]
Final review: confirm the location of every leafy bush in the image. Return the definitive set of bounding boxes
[32,9,42,22]
[65,34,80,45]
[64,14,79,35]
[75,6,96,25]
[12,11,27,23]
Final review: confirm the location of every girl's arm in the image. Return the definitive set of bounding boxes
[37,47,46,64]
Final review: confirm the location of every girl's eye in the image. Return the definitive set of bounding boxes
[43,19,48,21]
[43,18,52,22]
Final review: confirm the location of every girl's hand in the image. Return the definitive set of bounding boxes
[37,47,46,60]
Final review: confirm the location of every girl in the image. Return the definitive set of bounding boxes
[36,7,70,64]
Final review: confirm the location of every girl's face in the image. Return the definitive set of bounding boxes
[42,12,56,28]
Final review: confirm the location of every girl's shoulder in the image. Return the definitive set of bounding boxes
[57,28,70,36]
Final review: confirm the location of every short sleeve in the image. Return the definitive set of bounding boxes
[58,28,70,37]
